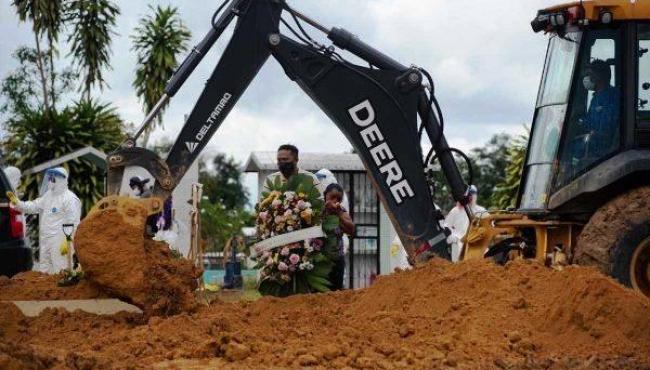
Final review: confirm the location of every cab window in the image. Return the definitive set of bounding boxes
[638,24,650,121]
[555,27,623,189]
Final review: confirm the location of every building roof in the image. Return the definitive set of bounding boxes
[23,146,107,176]
[244,151,365,173]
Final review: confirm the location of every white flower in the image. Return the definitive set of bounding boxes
[299,262,314,271]
[304,202,312,209]
[284,191,296,200]
[305,245,314,253]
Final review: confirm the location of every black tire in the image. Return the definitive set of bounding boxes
[574,186,650,297]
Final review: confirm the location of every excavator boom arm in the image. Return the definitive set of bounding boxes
[107,0,469,260]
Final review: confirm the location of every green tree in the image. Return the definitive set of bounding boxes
[428,133,511,212]
[197,153,252,252]
[491,130,529,209]
[199,154,249,209]
[2,100,126,215]
[66,0,120,100]
[200,200,252,252]
[131,5,191,146]
[12,0,64,112]
[0,46,76,115]
[468,133,511,209]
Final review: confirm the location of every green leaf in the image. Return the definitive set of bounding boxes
[305,273,331,292]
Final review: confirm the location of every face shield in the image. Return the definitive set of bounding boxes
[315,169,336,188]
[39,167,68,196]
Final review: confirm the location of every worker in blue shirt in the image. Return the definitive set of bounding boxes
[580,59,620,158]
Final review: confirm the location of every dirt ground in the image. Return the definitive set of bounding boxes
[0,271,107,301]
[1,257,649,369]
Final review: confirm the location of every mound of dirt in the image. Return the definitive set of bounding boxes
[74,205,201,316]
[1,258,649,369]
[0,271,107,301]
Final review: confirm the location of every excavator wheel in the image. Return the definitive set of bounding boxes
[574,186,650,297]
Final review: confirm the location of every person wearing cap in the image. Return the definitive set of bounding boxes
[129,176,152,198]
[128,175,173,238]
[6,167,81,274]
[444,185,488,262]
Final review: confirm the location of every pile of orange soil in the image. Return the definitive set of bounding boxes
[74,207,202,316]
[0,271,107,301]
[1,258,649,369]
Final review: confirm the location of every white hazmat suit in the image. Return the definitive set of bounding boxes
[15,167,81,274]
[444,186,488,262]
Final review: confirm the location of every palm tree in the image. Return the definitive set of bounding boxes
[12,0,64,112]
[131,5,191,147]
[66,0,121,101]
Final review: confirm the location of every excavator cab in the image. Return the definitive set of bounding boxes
[521,1,650,214]
[466,1,650,297]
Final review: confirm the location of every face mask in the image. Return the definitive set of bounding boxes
[583,76,596,91]
[278,162,296,177]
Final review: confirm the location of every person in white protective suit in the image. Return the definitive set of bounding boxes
[315,168,351,255]
[388,235,412,272]
[8,167,81,274]
[444,185,488,262]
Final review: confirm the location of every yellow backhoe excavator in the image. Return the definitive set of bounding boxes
[464,0,650,297]
[76,0,650,298]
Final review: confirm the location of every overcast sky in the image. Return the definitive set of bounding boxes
[0,0,558,199]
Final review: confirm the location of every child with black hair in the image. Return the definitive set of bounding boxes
[322,183,355,290]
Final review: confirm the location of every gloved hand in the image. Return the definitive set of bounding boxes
[156,216,166,231]
[6,191,18,205]
[446,234,459,244]
[59,238,69,256]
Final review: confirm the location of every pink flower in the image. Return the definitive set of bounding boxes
[284,209,292,217]
[311,238,323,251]
[297,200,306,210]
[258,211,268,221]
[265,257,274,266]
[262,251,271,258]
[289,253,300,265]
[280,247,290,256]
[278,262,288,271]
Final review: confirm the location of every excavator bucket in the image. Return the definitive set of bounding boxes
[73,195,201,316]
[73,196,160,303]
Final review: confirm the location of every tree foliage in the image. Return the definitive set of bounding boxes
[491,130,529,209]
[1,9,126,215]
[12,0,65,112]
[131,5,191,146]
[429,133,518,212]
[198,153,252,252]
[200,200,253,253]
[2,99,125,215]
[468,133,511,209]
[199,154,249,209]
[66,0,120,99]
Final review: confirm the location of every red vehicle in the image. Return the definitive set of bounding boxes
[0,170,32,277]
